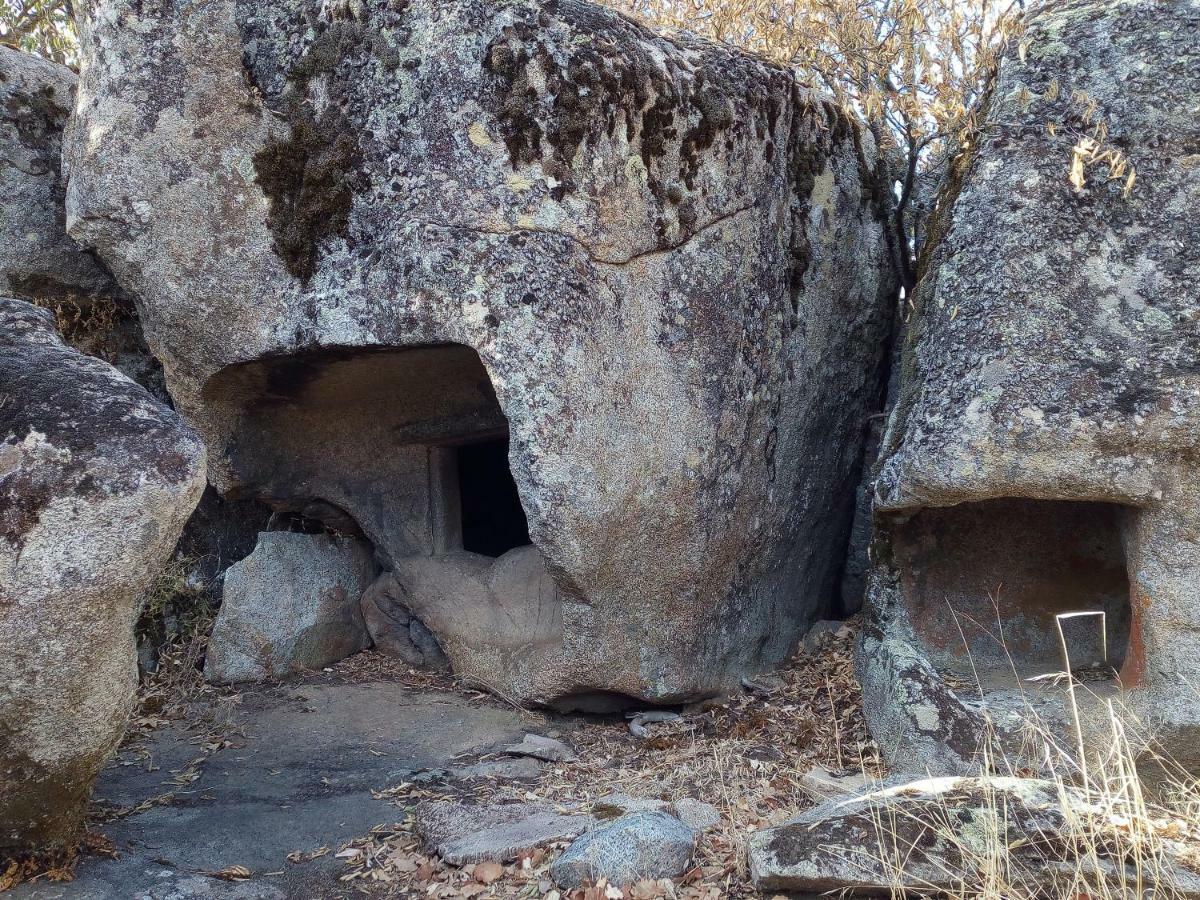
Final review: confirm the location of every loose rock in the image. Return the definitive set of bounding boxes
[452,758,545,782]
[504,734,577,764]
[205,532,377,683]
[551,811,697,890]
[593,796,719,832]
[414,801,590,866]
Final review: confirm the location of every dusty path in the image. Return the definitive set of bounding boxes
[12,680,542,899]
[11,630,868,899]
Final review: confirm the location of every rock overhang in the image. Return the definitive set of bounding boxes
[65,0,898,705]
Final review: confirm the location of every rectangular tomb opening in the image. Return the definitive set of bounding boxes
[892,498,1132,685]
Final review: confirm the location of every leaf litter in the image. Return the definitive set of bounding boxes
[332,622,881,897]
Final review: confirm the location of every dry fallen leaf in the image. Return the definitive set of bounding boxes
[474,860,504,883]
[208,865,252,881]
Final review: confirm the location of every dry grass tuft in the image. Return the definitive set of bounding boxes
[861,622,1200,900]
[31,296,124,359]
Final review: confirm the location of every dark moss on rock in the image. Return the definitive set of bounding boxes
[254,110,362,281]
[252,21,371,280]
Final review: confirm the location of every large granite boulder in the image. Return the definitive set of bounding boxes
[65,0,896,705]
[866,0,1200,772]
[0,46,162,395]
[206,531,377,683]
[0,299,205,855]
[0,47,111,304]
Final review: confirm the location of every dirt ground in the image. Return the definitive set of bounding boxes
[7,625,877,900]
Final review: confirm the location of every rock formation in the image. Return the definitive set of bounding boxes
[0,46,161,394]
[749,776,1200,894]
[0,299,205,854]
[864,0,1200,773]
[65,0,897,705]
[1,43,270,677]
[206,531,378,682]
[0,47,109,306]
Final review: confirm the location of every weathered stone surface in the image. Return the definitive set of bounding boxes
[0,298,205,854]
[867,0,1200,771]
[65,0,896,706]
[551,811,696,890]
[0,47,110,305]
[504,733,577,763]
[856,571,984,776]
[415,801,590,865]
[749,776,1200,896]
[360,571,451,671]
[453,757,545,781]
[0,45,166,401]
[206,532,377,683]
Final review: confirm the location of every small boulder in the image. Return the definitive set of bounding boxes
[504,734,577,763]
[205,532,376,682]
[415,801,589,866]
[360,571,451,671]
[551,811,697,890]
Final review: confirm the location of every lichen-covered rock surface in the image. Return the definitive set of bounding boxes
[66,0,895,705]
[749,776,1200,895]
[0,298,205,855]
[0,47,111,305]
[0,45,165,398]
[855,571,984,777]
[867,0,1200,771]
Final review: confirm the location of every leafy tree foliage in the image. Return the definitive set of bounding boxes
[0,1,77,66]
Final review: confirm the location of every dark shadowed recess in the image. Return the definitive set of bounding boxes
[201,342,533,565]
[458,437,530,558]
